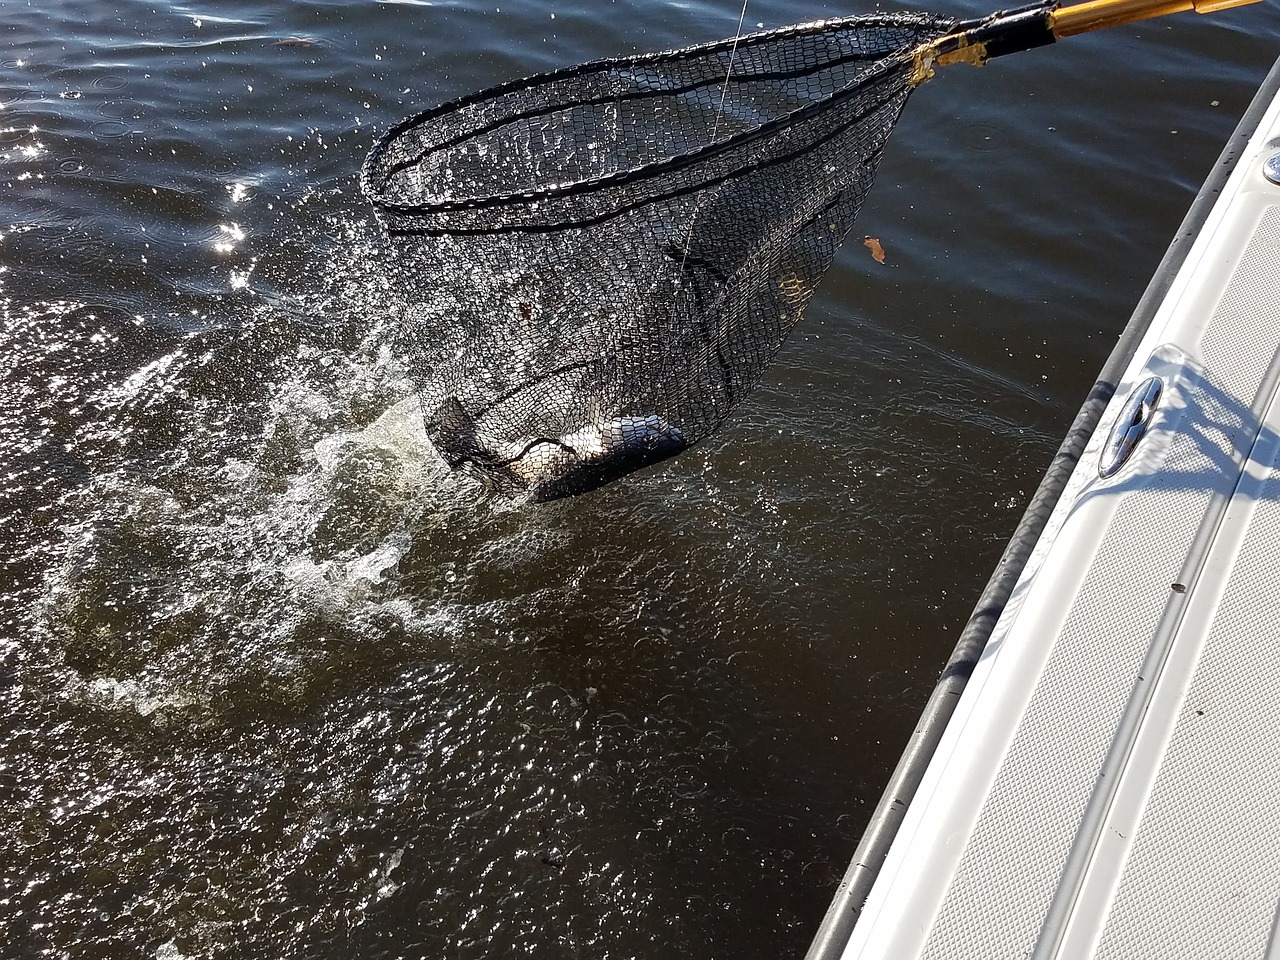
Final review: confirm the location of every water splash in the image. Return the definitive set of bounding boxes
[5,211,559,726]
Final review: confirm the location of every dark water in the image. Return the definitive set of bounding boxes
[2,1,1277,957]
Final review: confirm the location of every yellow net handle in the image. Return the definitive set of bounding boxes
[1052,0,1262,38]
[911,0,1262,83]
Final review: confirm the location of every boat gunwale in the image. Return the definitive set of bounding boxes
[804,49,1280,960]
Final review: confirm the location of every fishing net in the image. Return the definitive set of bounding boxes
[363,12,958,503]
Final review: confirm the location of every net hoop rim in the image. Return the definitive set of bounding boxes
[359,12,953,220]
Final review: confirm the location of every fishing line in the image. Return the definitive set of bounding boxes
[676,0,753,280]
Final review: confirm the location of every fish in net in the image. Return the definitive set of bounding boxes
[361,0,1260,504]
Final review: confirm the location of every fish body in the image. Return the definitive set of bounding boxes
[423,398,685,502]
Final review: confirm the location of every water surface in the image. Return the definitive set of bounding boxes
[2,1,1277,957]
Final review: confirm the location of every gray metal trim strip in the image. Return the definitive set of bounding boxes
[804,50,1280,960]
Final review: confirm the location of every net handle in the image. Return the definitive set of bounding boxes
[1051,0,1261,38]
[913,0,1262,80]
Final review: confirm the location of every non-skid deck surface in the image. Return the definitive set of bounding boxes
[925,208,1280,960]
[845,79,1280,960]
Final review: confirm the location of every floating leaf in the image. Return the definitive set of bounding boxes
[863,236,886,264]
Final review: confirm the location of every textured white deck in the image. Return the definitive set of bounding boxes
[844,74,1280,960]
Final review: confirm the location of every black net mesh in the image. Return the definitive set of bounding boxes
[363,12,957,503]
